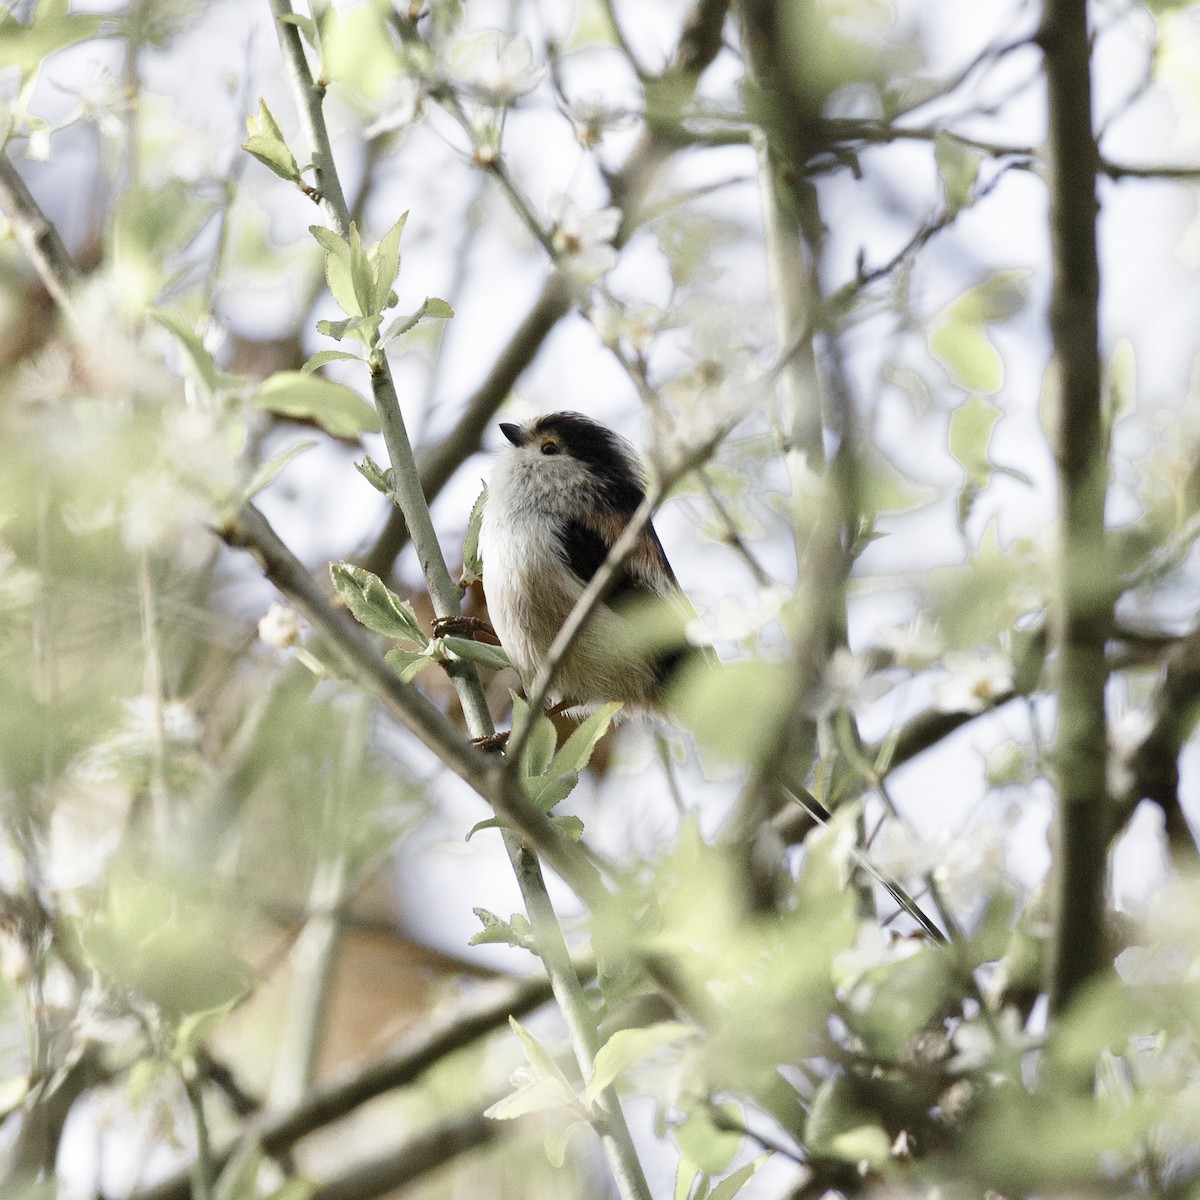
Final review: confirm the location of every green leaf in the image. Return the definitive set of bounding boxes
[315,315,381,347]
[585,1021,696,1104]
[521,710,558,779]
[677,1102,744,1176]
[439,634,511,672]
[379,297,456,347]
[262,1179,317,1200]
[0,2,106,71]
[485,1016,579,1119]
[349,223,376,321]
[330,562,426,642]
[302,349,363,373]
[544,1119,587,1169]
[213,1138,262,1200]
[238,440,317,504]
[320,1,400,100]
[928,271,1029,394]
[253,371,380,438]
[244,99,301,183]
[384,646,433,682]
[309,225,360,317]
[466,816,505,840]
[277,11,319,51]
[929,318,1003,394]
[529,772,579,812]
[549,702,622,776]
[550,813,585,840]
[949,395,1002,484]
[468,908,533,949]
[707,1155,771,1200]
[355,456,394,495]
[806,1075,891,1169]
[459,485,487,588]
[369,212,408,313]
[674,660,793,765]
[485,1074,575,1120]
[935,132,982,212]
[150,309,220,396]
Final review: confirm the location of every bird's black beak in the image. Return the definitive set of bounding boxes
[499,422,524,447]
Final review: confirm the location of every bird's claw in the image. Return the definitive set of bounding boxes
[432,614,497,641]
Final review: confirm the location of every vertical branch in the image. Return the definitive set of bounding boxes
[1040,0,1111,1014]
[264,9,650,1197]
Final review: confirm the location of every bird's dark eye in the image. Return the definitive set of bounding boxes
[541,440,561,456]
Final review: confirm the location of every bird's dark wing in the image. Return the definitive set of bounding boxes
[557,515,695,690]
[557,514,677,600]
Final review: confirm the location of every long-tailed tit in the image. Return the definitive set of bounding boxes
[478,411,699,714]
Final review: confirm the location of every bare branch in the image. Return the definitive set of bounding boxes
[130,971,561,1200]
[0,152,80,317]
[217,503,605,904]
[1119,625,1200,867]
[308,1106,503,1200]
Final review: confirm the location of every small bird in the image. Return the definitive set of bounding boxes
[478,411,700,715]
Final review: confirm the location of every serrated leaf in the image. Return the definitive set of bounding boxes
[315,315,382,347]
[585,1021,696,1104]
[150,309,220,395]
[468,907,532,949]
[349,222,376,320]
[384,646,433,682]
[530,772,578,812]
[548,702,621,776]
[379,297,456,347]
[331,562,426,641]
[550,813,585,840]
[254,371,380,438]
[460,485,487,587]
[243,100,300,183]
[440,634,511,672]
[302,349,363,373]
[239,440,316,503]
[356,456,393,495]
[521,711,558,779]
[309,225,360,317]
[370,212,408,313]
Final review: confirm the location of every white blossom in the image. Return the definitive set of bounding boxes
[451,31,545,103]
[875,613,942,671]
[934,649,1014,714]
[258,602,304,650]
[548,195,620,283]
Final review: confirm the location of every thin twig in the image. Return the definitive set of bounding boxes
[0,152,80,318]
[129,970,568,1200]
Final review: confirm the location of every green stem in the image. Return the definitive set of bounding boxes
[265,8,648,1196]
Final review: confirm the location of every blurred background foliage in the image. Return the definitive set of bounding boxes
[2,0,1200,1198]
